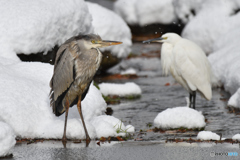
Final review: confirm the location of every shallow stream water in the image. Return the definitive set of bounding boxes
[10,42,240,160]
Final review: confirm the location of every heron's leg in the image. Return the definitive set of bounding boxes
[189,93,193,108]
[192,91,196,109]
[77,95,91,145]
[62,97,70,147]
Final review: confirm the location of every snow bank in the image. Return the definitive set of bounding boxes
[0,122,16,157]
[172,0,205,24]
[208,28,240,108]
[0,0,134,140]
[0,0,93,62]
[87,2,132,58]
[180,0,240,54]
[232,134,240,140]
[197,131,220,140]
[99,82,142,97]
[154,107,206,129]
[114,0,176,26]
[0,61,132,139]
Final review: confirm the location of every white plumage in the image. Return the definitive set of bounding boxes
[143,33,215,109]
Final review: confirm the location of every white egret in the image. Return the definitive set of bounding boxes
[143,33,214,109]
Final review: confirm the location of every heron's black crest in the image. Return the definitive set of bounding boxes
[75,34,102,42]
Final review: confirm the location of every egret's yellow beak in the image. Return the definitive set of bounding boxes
[142,37,167,43]
[97,40,122,48]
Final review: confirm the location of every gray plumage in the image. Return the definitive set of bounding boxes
[49,33,122,145]
[50,34,102,116]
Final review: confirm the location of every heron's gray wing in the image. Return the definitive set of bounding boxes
[50,41,80,101]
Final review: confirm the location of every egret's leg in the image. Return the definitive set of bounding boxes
[62,97,70,147]
[77,96,91,145]
[189,93,193,108]
[192,91,196,109]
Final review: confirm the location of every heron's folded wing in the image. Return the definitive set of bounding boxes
[173,40,212,100]
[51,46,77,101]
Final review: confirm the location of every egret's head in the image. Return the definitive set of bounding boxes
[77,34,122,50]
[143,33,181,45]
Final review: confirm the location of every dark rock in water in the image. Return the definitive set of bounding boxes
[98,51,121,74]
[17,46,121,73]
[17,46,58,65]
[130,23,185,42]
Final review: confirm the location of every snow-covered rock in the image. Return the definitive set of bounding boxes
[228,89,240,108]
[0,0,93,62]
[197,131,220,140]
[172,0,205,23]
[0,122,16,157]
[99,82,142,97]
[87,2,132,58]
[208,28,240,108]
[232,134,240,140]
[154,107,206,129]
[114,0,176,26]
[180,0,240,54]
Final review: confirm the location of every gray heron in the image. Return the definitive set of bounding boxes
[50,34,122,145]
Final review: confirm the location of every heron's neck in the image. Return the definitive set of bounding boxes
[95,48,103,69]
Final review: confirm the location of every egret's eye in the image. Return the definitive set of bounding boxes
[91,40,96,44]
[163,37,168,40]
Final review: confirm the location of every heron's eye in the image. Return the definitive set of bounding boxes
[163,37,168,40]
[91,40,96,44]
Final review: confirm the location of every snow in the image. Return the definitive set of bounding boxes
[197,131,220,140]
[172,0,205,23]
[87,2,132,58]
[99,82,142,97]
[232,134,240,140]
[0,61,133,139]
[0,122,16,157]
[0,0,134,143]
[228,89,240,108]
[114,0,176,26]
[154,107,206,129]
[120,68,137,75]
[0,0,93,62]
[180,0,240,54]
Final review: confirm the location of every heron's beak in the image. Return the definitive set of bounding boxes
[142,37,166,43]
[98,40,122,48]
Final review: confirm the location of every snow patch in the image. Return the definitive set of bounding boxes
[232,134,240,140]
[99,82,142,97]
[154,107,206,129]
[197,131,220,140]
[0,122,16,157]
[114,0,176,26]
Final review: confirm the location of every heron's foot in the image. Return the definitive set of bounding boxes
[62,136,67,148]
[86,136,91,147]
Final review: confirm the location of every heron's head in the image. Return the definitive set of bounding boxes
[77,34,122,50]
[142,33,181,45]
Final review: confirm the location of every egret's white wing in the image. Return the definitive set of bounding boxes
[161,43,173,76]
[173,39,212,100]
